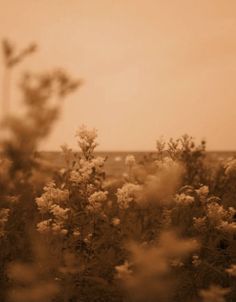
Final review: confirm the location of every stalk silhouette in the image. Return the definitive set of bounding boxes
[1,39,37,118]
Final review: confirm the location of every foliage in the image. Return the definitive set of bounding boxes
[1,40,236,302]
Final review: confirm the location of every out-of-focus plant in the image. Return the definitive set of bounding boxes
[162,134,207,186]
[1,40,236,302]
[115,231,199,302]
[2,39,37,115]
[7,238,60,302]
[0,40,81,302]
[2,70,81,179]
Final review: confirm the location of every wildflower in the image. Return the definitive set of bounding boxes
[192,255,201,267]
[60,229,68,235]
[76,124,97,142]
[170,258,184,267]
[112,217,120,226]
[36,182,69,214]
[125,155,136,168]
[76,125,98,155]
[175,193,194,205]
[196,185,209,202]
[84,233,92,244]
[6,195,19,204]
[155,156,176,170]
[70,170,82,183]
[206,202,227,225]
[50,205,69,222]
[199,285,230,302]
[225,264,236,276]
[87,191,108,212]
[70,160,93,184]
[114,156,122,162]
[37,219,52,234]
[115,261,132,279]
[217,221,236,233]
[228,207,236,219]
[73,229,81,237]
[116,183,142,209]
[35,196,53,213]
[224,158,236,176]
[92,156,106,174]
[48,205,69,235]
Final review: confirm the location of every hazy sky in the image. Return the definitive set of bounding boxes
[1,0,236,150]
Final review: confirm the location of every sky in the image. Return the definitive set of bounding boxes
[0,0,236,151]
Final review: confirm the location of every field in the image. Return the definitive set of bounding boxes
[0,38,236,302]
[1,127,236,302]
[41,150,236,177]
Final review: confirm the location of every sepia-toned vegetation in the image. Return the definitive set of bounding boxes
[1,41,236,302]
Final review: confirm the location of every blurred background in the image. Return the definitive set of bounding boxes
[1,0,236,151]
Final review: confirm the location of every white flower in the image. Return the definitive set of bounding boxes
[217,221,236,233]
[225,264,236,276]
[224,158,236,176]
[84,233,92,244]
[170,258,184,267]
[206,202,228,225]
[88,191,108,203]
[60,229,68,235]
[175,193,194,205]
[115,261,132,279]
[155,156,176,170]
[73,229,81,237]
[76,125,97,142]
[76,125,98,153]
[36,182,69,214]
[87,191,108,212]
[196,185,209,201]
[91,156,105,169]
[192,255,201,267]
[50,205,69,222]
[125,155,136,167]
[112,217,120,226]
[116,183,142,209]
[35,196,53,214]
[37,219,52,234]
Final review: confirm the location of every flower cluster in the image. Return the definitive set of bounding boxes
[206,202,228,225]
[36,181,69,214]
[192,255,201,267]
[175,193,194,205]
[224,158,236,177]
[86,190,108,213]
[70,157,105,185]
[115,261,132,279]
[155,156,177,170]
[196,185,209,202]
[76,125,98,158]
[225,264,236,276]
[116,183,142,209]
[193,200,236,234]
[125,155,136,168]
[36,181,70,235]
